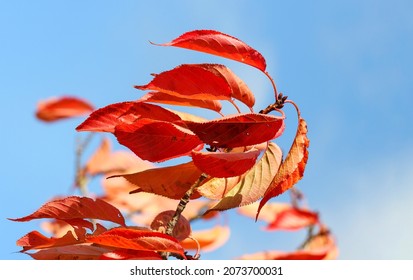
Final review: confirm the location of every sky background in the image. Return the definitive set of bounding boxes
[1,0,413,260]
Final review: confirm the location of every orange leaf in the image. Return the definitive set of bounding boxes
[257,118,309,219]
[151,210,191,241]
[86,228,186,258]
[36,96,94,122]
[181,225,230,252]
[9,196,126,227]
[76,101,181,133]
[16,230,81,252]
[154,30,267,71]
[140,91,222,113]
[84,137,153,176]
[199,64,255,108]
[135,64,232,101]
[265,206,319,231]
[192,149,260,178]
[198,142,282,212]
[184,113,285,148]
[27,244,112,260]
[114,119,203,162]
[110,161,203,200]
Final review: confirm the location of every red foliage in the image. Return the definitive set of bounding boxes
[12,29,336,260]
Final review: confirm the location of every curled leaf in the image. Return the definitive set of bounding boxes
[154,30,267,71]
[184,113,285,148]
[9,196,126,227]
[36,96,94,122]
[191,149,261,178]
[199,142,282,212]
[76,101,181,133]
[114,119,203,162]
[257,118,309,219]
[151,210,191,241]
[110,161,203,200]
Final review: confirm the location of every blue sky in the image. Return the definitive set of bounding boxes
[1,0,413,260]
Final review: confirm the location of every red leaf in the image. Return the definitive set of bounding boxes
[27,244,112,260]
[265,206,319,231]
[86,228,186,258]
[198,142,282,212]
[184,113,284,148]
[9,196,126,227]
[238,250,328,260]
[114,119,203,162]
[181,225,230,252]
[151,210,191,241]
[257,118,309,219]
[76,101,181,133]
[110,161,203,199]
[36,96,94,122]
[16,230,81,252]
[154,30,267,71]
[191,149,260,178]
[199,64,255,108]
[140,91,222,113]
[135,64,232,101]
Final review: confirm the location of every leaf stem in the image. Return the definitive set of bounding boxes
[263,71,279,101]
[75,132,94,195]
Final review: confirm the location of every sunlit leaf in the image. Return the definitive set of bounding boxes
[27,244,111,260]
[36,96,94,122]
[135,64,232,101]
[257,118,309,219]
[151,210,191,241]
[184,113,284,148]
[16,230,81,252]
[198,142,282,212]
[154,30,267,71]
[192,149,260,178]
[110,161,203,200]
[140,91,222,113]
[265,207,319,231]
[200,64,255,108]
[114,119,203,162]
[9,196,126,227]
[76,101,181,133]
[86,228,186,258]
[181,225,230,252]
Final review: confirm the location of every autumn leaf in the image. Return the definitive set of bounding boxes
[257,118,309,219]
[151,210,191,241]
[135,64,232,101]
[140,91,223,113]
[27,244,112,260]
[9,196,126,227]
[181,225,230,252]
[198,142,282,212]
[238,250,329,260]
[110,161,203,200]
[86,227,186,258]
[184,113,284,148]
[36,96,94,122]
[16,230,81,252]
[200,64,255,108]
[265,206,319,231]
[153,30,267,71]
[84,137,153,176]
[76,101,181,133]
[191,149,261,178]
[114,119,203,162]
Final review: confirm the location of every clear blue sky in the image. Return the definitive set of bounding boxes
[1,0,413,260]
